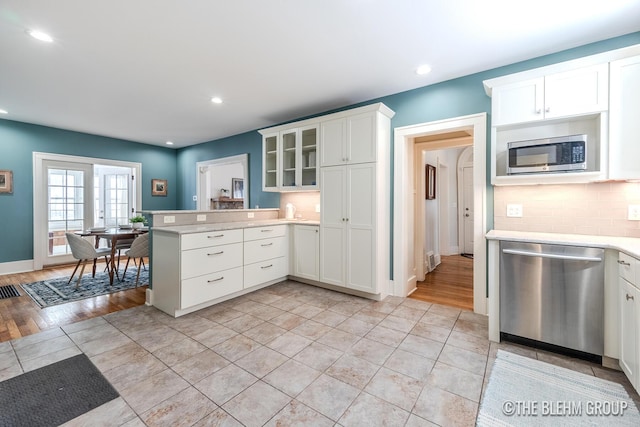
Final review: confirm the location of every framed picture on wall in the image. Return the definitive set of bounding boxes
[0,170,13,194]
[426,164,436,200]
[151,178,167,196]
[232,178,244,199]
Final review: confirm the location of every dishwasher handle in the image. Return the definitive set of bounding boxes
[502,248,602,262]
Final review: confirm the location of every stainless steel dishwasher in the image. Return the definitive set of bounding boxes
[500,241,604,358]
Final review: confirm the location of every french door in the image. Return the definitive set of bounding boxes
[33,153,141,269]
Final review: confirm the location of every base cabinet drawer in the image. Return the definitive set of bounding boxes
[181,229,243,250]
[181,242,243,280]
[244,236,287,265]
[244,257,287,288]
[244,225,287,241]
[181,266,243,309]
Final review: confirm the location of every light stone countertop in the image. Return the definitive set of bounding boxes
[486,229,640,258]
[152,218,320,235]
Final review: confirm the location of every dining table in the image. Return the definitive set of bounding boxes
[76,227,149,285]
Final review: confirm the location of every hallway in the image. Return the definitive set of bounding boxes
[409,255,473,311]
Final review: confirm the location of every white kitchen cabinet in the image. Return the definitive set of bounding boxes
[491,64,608,127]
[261,125,318,192]
[320,163,378,294]
[243,225,288,288]
[319,112,377,167]
[152,224,288,317]
[618,252,640,392]
[609,55,640,180]
[292,224,319,281]
[263,132,279,191]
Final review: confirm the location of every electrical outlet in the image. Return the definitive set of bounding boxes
[506,204,523,218]
[629,205,640,221]
[247,212,255,218]
[197,214,206,221]
[163,215,175,224]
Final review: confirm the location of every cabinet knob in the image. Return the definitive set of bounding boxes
[618,260,631,266]
[626,293,635,301]
[535,109,542,114]
[545,107,550,113]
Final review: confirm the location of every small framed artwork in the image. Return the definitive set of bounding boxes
[426,164,436,200]
[232,178,244,199]
[151,178,167,196]
[0,170,13,194]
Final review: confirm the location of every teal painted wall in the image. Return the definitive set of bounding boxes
[0,119,177,263]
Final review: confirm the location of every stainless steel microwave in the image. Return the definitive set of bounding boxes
[507,134,587,175]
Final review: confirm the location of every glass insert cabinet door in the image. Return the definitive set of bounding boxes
[263,134,278,190]
[281,129,297,188]
[300,126,318,187]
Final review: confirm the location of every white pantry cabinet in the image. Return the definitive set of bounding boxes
[491,64,608,127]
[618,252,640,392]
[292,224,319,281]
[609,55,640,180]
[320,163,377,293]
[318,104,393,296]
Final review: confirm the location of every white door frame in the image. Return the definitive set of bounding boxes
[33,152,142,270]
[393,113,487,314]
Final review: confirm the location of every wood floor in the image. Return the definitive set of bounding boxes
[0,260,147,343]
[409,254,473,311]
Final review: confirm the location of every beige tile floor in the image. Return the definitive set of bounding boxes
[0,280,638,426]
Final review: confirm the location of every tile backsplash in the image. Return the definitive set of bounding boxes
[279,192,321,221]
[494,182,640,237]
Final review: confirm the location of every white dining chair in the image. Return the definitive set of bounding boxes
[65,232,112,288]
[122,233,149,286]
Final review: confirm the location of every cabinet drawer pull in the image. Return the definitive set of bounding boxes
[627,294,635,301]
[261,264,273,269]
[207,251,224,256]
[618,260,631,266]
[208,276,224,283]
[261,243,273,247]
[261,229,273,233]
[208,234,224,238]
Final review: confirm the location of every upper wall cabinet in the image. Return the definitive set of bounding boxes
[320,112,377,167]
[492,64,609,127]
[261,125,319,192]
[259,103,394,193]
[609,55,640,180]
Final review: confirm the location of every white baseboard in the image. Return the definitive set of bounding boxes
[0,260,34,275]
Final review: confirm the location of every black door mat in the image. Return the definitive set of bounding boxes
[0,285,20,299]
[0,353,119,427]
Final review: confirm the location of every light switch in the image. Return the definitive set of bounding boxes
[315,204,321,213]
[506,204,523,218]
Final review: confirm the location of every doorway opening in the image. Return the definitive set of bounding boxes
[393,113,487,314]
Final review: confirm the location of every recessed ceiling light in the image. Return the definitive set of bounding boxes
[416,64,432,75]
[0,109,7,115]
[27,29,54,43]
[165,141,174,145]
[211,97,223,104]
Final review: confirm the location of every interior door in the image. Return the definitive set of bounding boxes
[42,160,93,265]
[462,166,474,255]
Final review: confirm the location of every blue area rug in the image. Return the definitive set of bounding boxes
[478,350,640,426]
[21,267,148,308]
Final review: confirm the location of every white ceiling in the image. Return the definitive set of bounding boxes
[1,1,639,149]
